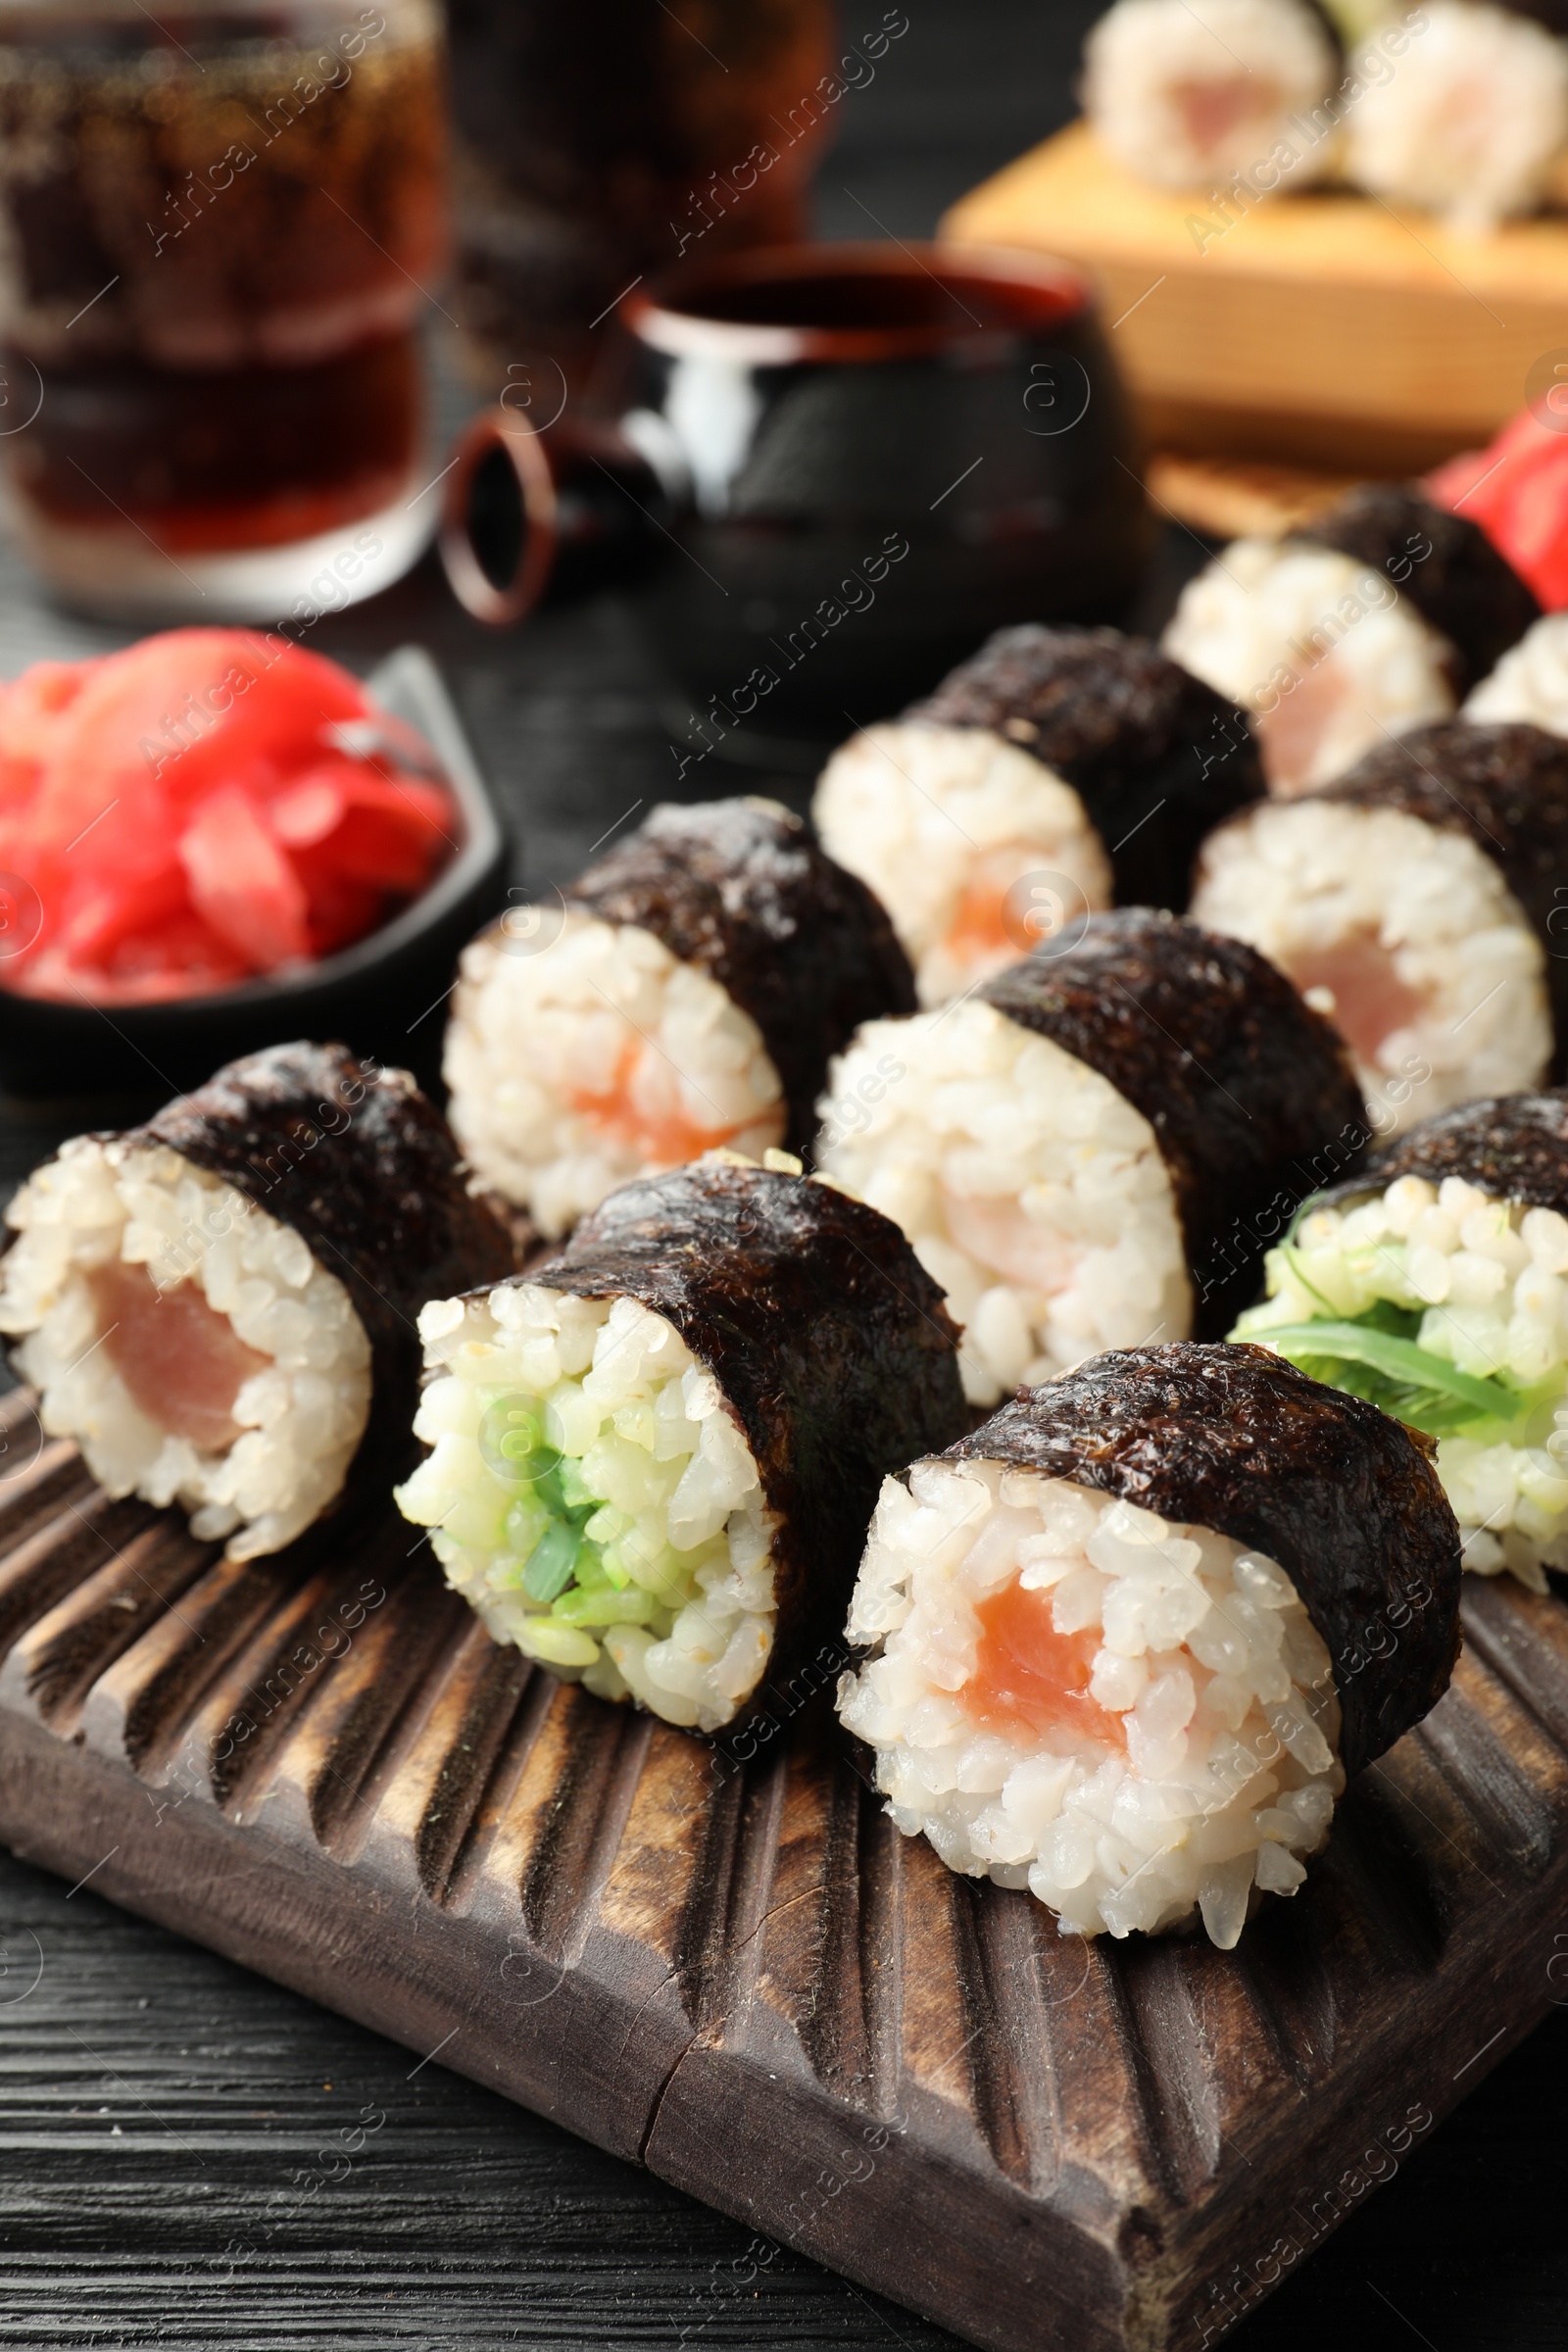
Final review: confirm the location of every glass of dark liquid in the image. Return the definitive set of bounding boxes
[0,0,447,619]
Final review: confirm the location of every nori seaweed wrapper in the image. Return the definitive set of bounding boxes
[1496,0,1568,30]
[1300,484,1541,698]
[979,909,1366,1337]
[523,1157,967,1727]
[1298,0,1345,53]
[563,797,915,1153]
[134,1040,516,1520]
[1322,719,1568,1073]
[906,623,1264,909]
[1321,1088,1568,1219]
[947,1342,1463,1778]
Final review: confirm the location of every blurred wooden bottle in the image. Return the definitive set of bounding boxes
[447,0,840,397]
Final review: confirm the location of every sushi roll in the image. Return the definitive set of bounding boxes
[444,797,913,1239]
[815,907,1364,1407]
[837,1342,1462,1945]
[1306,484,1543,696]
[1466,611,1568,736]
[1190,719,1564,1133]
[1083,0,1340,193]
[0,1043,515,1560]
[394,1152,968,1732]
[1234,1090,1568,1592]
[1163,485,1540,796]
[1344,2,1568,233]
[812,624,1264,1007]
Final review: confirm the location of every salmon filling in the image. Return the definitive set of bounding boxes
[967,1582,1124,1748]
[838,1454,1343,1945]
[811,720,1112,1010]
[937,843,1062,973]
[446,908,787,1241]
[566,1038,763,1169]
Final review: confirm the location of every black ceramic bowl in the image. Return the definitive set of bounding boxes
[0,648,507,1103]
[441,240,1154,747]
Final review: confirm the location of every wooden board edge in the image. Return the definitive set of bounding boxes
[0,1702,678,2167]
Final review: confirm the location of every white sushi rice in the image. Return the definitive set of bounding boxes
[0,1138,371,1559]
[444,909,787,1239]
[838,1457,1342,1945]
[811,722,1113,1008]
[1239,1172,1568,1593]
[1082,0,1338,191]
[1344,2,1568,233]
[1191,798,1549,1131]
[394,1280,779,1732]
[1465,612,1568,737]
[816,1002,1192,1408]
[1162,538,1455,797]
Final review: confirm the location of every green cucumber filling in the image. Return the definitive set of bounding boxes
[1232,1171,1568,1592]
[395,1282,779,1730]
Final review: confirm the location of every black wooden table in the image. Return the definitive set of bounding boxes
[2,4,1567,2345]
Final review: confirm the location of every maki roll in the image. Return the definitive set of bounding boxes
[1466,612,1568,736]
[0,1043,514,1560]
[1082,0,1339,192]
[1235,1091,1568,1592]
[1306,484,1543,696]
[444,797,912,1239]
[393,1153,967,1732]
[1344,2,1568,232]
[837,1342,1462,1945]
[812,624,1263,1006]
[1163,534,1452,802]
[1163,486,1540,796]
[1190,720,1563,1132]
[815,907,1363,1406]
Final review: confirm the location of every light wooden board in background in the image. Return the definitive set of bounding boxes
[943,123,1568,478]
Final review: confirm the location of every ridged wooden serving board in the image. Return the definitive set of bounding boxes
[1,1383,1567,2352]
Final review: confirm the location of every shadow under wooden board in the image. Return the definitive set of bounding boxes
[0,1384,1564,2352]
